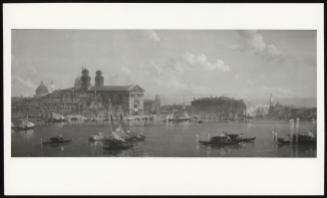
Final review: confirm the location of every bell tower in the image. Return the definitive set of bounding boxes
[95,70,104,87]
[81,68,91,91]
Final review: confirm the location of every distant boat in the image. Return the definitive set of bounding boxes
[89,132,112,142]
[197,120,204,124]
[49,112,66,122]
[89,115,144,150]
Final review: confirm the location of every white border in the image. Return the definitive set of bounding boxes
[3,3,324,195]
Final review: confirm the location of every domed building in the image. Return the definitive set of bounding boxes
[24,68,145,117]
[34,81,49,98]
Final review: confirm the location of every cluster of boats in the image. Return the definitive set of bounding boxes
[89,126,145,150]
[198,132,256,147]
[39,126,145,151]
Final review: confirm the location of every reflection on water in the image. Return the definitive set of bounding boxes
[12,129,35,140]
[11,120,317,157]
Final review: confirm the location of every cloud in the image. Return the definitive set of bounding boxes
[144,30,161,42]
[183,52,230,72]
[232,30,283,62]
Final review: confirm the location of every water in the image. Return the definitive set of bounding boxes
[11,120,316,157]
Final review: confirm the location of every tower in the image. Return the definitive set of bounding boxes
[81,68,91,91]
[95,70,104,87]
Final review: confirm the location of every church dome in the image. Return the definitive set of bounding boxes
[35,81,49,97]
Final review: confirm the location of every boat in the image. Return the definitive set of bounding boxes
[48,112,66,123]
[197,120,204,124]
[276,130,316,145]
[102,139,133,150]
[88,132,112,142]
[124,131,146,142]
[89,115,143,151]
[41,135,72,145]
[71,117,78,121]
[15,114,35,130]
[277,136,291,145]
[223,132,256,143]
[199,132,255,146]
[199,134,239,146]
[112,126,146,143]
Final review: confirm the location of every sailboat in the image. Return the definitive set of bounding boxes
[117,115,145,142]
[102,115,134,150]
[16,113,35,130]
[88,115,114,142]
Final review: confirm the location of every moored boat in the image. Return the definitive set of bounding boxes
[41,135,72,145]
[198,132,256,146]
[275,130,316,145]
[199,135,238,146]
[15,117,35,130]
[223,132,256,143]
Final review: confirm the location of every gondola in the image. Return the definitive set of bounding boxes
[42,136,72,145]
[224,132,256,143]
[199,135,240,146]
[199,132,256,146]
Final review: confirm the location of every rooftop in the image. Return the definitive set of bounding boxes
[89,84,144,92]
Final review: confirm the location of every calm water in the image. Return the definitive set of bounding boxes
[11,120,316,157]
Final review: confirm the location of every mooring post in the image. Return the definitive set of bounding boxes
[295,117,300,144]
[289,118,294,145]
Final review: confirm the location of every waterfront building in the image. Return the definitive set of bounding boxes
[12,68,145,119]
[190,96,247,121]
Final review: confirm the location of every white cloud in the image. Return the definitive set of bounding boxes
[183,52,230,72]
[144,30,161,42]
[232,30,283,62]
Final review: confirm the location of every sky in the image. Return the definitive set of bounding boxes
[11,30,317,105]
